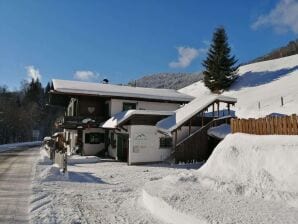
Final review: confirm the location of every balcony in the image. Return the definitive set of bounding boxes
[58,116,107,129]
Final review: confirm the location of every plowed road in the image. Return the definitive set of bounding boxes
[0,146,39,223]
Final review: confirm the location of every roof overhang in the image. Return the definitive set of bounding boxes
[102,110,174,129]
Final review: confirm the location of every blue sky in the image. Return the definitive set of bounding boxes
[0,0,297,89]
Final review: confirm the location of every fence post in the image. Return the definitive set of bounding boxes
[281,97,284,107]
[292,114,298,134]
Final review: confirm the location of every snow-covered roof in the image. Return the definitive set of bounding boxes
[52,79,193,103]
[102,110,174,129]
[156,95,237,135]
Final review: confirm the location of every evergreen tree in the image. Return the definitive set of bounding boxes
[202,27,238,93]
[23,78,44,106]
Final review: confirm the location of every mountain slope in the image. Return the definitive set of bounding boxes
[248,39,298,64]
[128,72,202,90]
[179,54,298,118]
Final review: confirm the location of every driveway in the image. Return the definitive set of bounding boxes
[0,146,39,223]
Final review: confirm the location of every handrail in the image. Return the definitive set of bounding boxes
[175,115,233,148]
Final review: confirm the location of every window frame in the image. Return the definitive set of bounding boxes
[159,137,172,148]
[85,132,105,144]
[122,102,137,111]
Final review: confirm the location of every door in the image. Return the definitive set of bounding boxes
[117,134,129,162]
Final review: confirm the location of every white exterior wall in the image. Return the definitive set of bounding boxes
[128,125,172,165]
[110,99,180,116]
[82,128,105,156]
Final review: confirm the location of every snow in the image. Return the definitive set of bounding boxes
[30,147,202,224]
[198,133,298,197]
[179,54,298,118]
[52,79,194,103]
[102,110,174,129]
[67,154,100,164]
[156,95,236,135]
[207,123,231,139]
[43,136,51,141]
[82,118,95,123]
[142,190,208,224]
[0,141,41,152]
[142,133,298,223]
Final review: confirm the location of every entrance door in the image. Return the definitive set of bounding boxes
[117,134,129,162]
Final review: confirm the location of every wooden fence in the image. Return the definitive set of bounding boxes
[231,114,298,135]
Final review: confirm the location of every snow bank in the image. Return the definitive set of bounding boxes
[142,189,207,224]
[207,124,231,139]
[67,155,100,164]
[39,148,52,165]
[38,164,68,182]
[0,141,41,152]
[198,133,298,202]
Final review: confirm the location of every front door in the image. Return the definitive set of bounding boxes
[117,134,129,162]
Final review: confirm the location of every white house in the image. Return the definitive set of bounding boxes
[50,79,193,159]
[50,79,237,164]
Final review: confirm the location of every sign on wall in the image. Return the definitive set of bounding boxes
[133,133,147,153]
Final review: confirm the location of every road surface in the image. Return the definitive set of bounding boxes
[0,146,39,223]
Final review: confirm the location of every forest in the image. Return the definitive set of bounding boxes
[0,79,63,144]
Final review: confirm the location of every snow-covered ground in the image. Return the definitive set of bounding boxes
[143,133,298,224]
[179,54,298,118]
[0,141,41,153]
[30,149,202,224]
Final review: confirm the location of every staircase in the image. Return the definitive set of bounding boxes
[168,116,232,164]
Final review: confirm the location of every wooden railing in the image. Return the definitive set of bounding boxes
[231,114,298,135]
[173,116,232,163]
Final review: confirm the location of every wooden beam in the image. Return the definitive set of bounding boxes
[201,112,204,126]
[217,102,220,117]
[189,118,192,135]
[212,103,215,118]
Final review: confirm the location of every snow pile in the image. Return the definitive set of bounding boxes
[207,124,231,139]
[39,148,52,165]
[142,189,207,224]
[142,134,298,223]
[38,164,68,182]
[198,133,298,202]
[179,54,298,118]
[67,155,100,164]
[0,141,42,152]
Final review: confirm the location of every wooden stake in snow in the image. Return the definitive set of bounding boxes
[281,96,284,107]
[258,101,261,110]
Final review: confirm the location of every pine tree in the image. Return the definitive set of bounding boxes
[202,27,238,93]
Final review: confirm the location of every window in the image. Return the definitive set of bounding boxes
[85,133,104,144]
[160,137,172,148]
[123,102,136,111]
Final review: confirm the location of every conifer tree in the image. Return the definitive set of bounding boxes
[202,27,238,93]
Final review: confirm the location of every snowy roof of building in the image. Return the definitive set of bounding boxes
[52,79,193,103]
[101,110,174,129]
[156,95,237,135]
